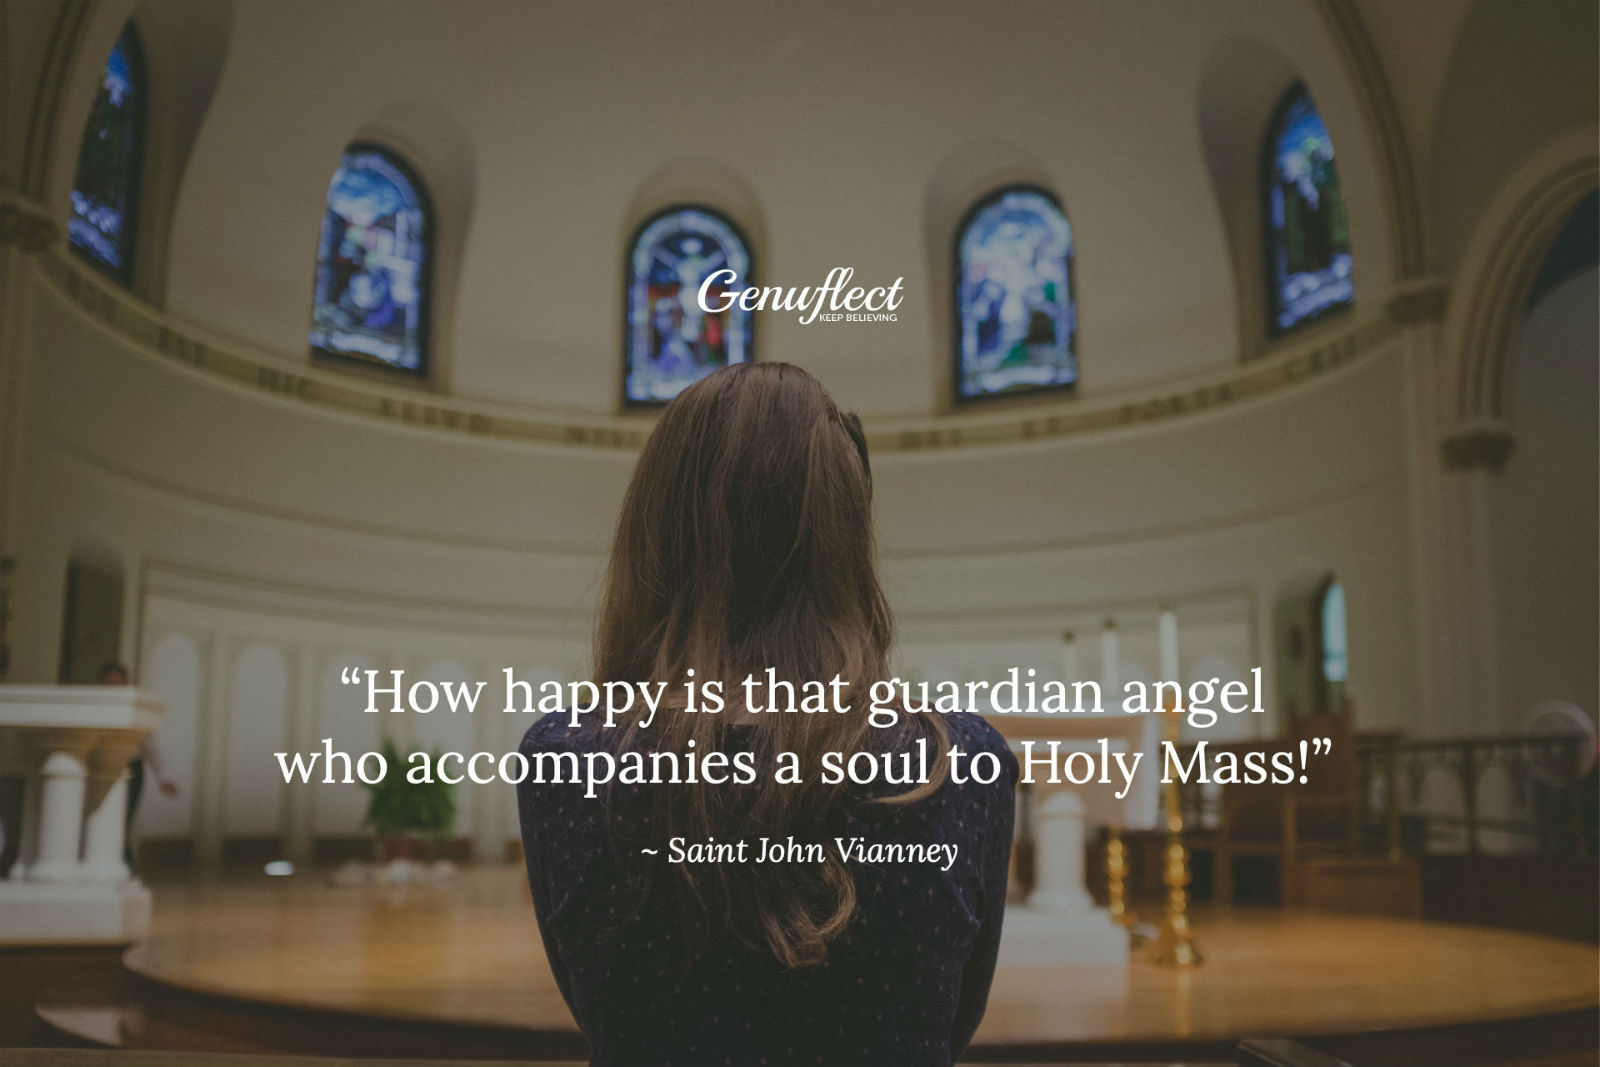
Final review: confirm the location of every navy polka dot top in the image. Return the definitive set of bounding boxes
[516,711,1017,1066]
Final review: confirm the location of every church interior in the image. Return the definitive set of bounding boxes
[0,1,1597,1064]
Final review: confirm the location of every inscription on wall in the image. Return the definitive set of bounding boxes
[36,252,1405,454]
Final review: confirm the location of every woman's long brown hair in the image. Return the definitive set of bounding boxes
[594,361,945,968]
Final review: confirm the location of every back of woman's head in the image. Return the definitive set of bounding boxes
[598,361,887,690]
[595,362,929,967]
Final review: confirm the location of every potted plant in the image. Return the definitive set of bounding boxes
[362,738,456,862]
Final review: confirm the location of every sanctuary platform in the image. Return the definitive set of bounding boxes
[25,867,1599,1065]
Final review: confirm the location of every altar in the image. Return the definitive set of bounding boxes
[988,704,1159,968]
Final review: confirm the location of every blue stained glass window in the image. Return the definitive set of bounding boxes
[1264,85,1354,334]
[68,24,144,281]
[955,187,1076,401]
[310,147,430,374]
[1320,580,1348,686]
[625,206,753,405]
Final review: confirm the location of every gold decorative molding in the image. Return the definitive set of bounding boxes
[0,195,60,253]
[40,251,652,450]
[1441,425,1516,471]
[35,250,1407,455]
[1385,278,1449,325]
[882,314,1401,452]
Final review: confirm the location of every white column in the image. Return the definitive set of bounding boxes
[1250,588,1275,739]
[79,744,136,882]
[1396,300,1452,737]
[0,209,57,560]
[282,643,319,867]
[470,658,502,865]
[1451,465,1505,733]
[1029,789,1093,914]
[192,633,231,874]
[382,652,413,749]
[28,737,90,882]
[9,768,42,881]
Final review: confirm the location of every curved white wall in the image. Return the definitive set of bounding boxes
[10,261,1421,843]
[15,248,1417,658]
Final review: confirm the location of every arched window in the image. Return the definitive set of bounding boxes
[625,205,753,405]
[1316,577,1348,714]
[310,146,431,375]
[1263,84,1353,335]
[954,186,1076,402]
[68,22,145,283]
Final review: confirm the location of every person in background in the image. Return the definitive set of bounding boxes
[99,661,177,867]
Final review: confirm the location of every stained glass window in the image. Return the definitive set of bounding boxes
[1264,85,1354,334]
[955,187,1076,401]
[625,206,752,405]
[1318,577,1348,713]
[1320,580,1348,684]
[310,146,430,374]
[68,23,145,282]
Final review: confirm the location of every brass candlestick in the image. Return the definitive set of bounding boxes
[1153,704,1202,967]
[1106,826,1135,926]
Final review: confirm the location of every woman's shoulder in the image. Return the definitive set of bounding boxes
[517,707,1017,774]
[941,711,1017,770]
[518,710,603,755]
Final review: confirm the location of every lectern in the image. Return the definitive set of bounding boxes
[0,685,164,943]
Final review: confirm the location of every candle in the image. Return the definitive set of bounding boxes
[1060,630,1079,688]
[1159,607,1180,685]
[1101,619,1120,712]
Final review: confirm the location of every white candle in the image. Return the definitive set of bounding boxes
[1059,630,1079,687]
[1101,619,1120,712]
[1158,607,1180,684]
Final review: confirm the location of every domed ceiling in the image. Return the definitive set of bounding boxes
[160,1,1397,417]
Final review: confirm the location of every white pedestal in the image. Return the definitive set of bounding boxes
[0,879,152,943]
[0,686,164,945]
[998,902,1130,967]
[998,787,1129,967]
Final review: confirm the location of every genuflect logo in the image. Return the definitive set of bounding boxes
[697,267,905,325]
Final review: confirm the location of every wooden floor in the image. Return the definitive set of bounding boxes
[115,866,1598,1055]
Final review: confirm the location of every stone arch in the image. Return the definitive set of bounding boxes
[47,0,233,304]
[1440,125,1598,458]
[921,140,1057,410]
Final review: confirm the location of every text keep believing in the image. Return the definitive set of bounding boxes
[697,267,905,324]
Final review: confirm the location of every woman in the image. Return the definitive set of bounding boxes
[517,363,1015,1066]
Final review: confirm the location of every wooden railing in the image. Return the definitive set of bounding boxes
[1354,733,1594,857]
[1171,732,1595,858]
